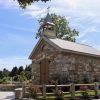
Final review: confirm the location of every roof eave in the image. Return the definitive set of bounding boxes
[62,49,100,58]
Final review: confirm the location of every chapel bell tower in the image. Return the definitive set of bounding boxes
[41,7,56,38]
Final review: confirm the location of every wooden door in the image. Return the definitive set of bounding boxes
[40,59,49,84]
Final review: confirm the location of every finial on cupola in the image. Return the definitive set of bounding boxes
[41,7,56,38]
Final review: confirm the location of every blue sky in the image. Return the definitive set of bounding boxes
[0,0,100,70]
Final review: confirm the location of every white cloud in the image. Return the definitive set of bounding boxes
[78,27,97,39]
[19,0,100,28]
[78,26,100,40]
[0,56,31,71]
[0,0,19,9]
[90,27,100,33]
[80,39,88,44]
[78,32,88,39]
[51,0,100,15]
[0,0,100,19]
[22,5,46,18]
[0,33,31,46]
[93,45,100,51]
[0,23,35,32]
[1,0,100,22]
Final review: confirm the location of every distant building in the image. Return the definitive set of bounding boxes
[29,13,100,84]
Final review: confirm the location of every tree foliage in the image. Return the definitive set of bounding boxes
[17,71,27,82]
[17,0,50,8]
[25,65,32,79]
[2,68,10,77]
[0,71,3,79]
[10,66,18,77]
[18,66,24,75]
[0,65,32,83]
[36,14,79,42]
[0,68,10,84]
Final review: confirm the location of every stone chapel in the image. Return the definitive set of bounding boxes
[29,13,100,84]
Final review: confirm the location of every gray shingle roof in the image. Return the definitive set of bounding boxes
[49,38,100,57]
[29,37,100,59]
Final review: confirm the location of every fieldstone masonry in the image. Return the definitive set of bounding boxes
[31,43,100,84]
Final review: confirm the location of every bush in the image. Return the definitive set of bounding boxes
[28,85,41,99]
[0,77,10,84]
[53,86,64,100]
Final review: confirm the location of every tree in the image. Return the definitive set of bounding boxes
[25,71,31,80]
[2,68,10,77]
[25,65,31,72]
[17,71,27,82]
[1,77,10,84]
[17,0,50,8]
[18,66,24,75]
[10,66,18,77]
[36,13,79,42]
[0,71,3,79]
[25,65,32,80]
[1,68,10,84]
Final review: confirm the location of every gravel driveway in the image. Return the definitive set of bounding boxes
[0,91,15,100]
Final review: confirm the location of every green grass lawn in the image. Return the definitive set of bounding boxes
[37,90,100,100]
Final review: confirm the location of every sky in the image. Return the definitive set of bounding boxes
[0,0,100,71]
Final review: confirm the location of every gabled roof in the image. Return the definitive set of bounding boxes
[29,37,100,59]
[50,38,100,57]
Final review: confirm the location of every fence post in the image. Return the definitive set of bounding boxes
[94,82,99,98]
[55,85,58,92]
[70,83,75,99]
[22,84,25,98]
[43,84,46,100]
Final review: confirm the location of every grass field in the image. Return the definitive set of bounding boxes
[37,90,100,100]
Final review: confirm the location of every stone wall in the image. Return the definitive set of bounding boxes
[51,53,100,83]
[31,62,40,84]
[0,84,15,91]
[31,42,100,84]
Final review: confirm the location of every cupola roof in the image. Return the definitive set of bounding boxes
[42,13,55,26]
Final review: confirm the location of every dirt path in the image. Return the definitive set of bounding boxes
[0,91,15,100]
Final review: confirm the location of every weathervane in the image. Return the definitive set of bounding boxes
[47,7,50,13]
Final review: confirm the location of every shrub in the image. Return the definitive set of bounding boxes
[53,86,64,100]
[80,85,89,99]
[28,84,41,99]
